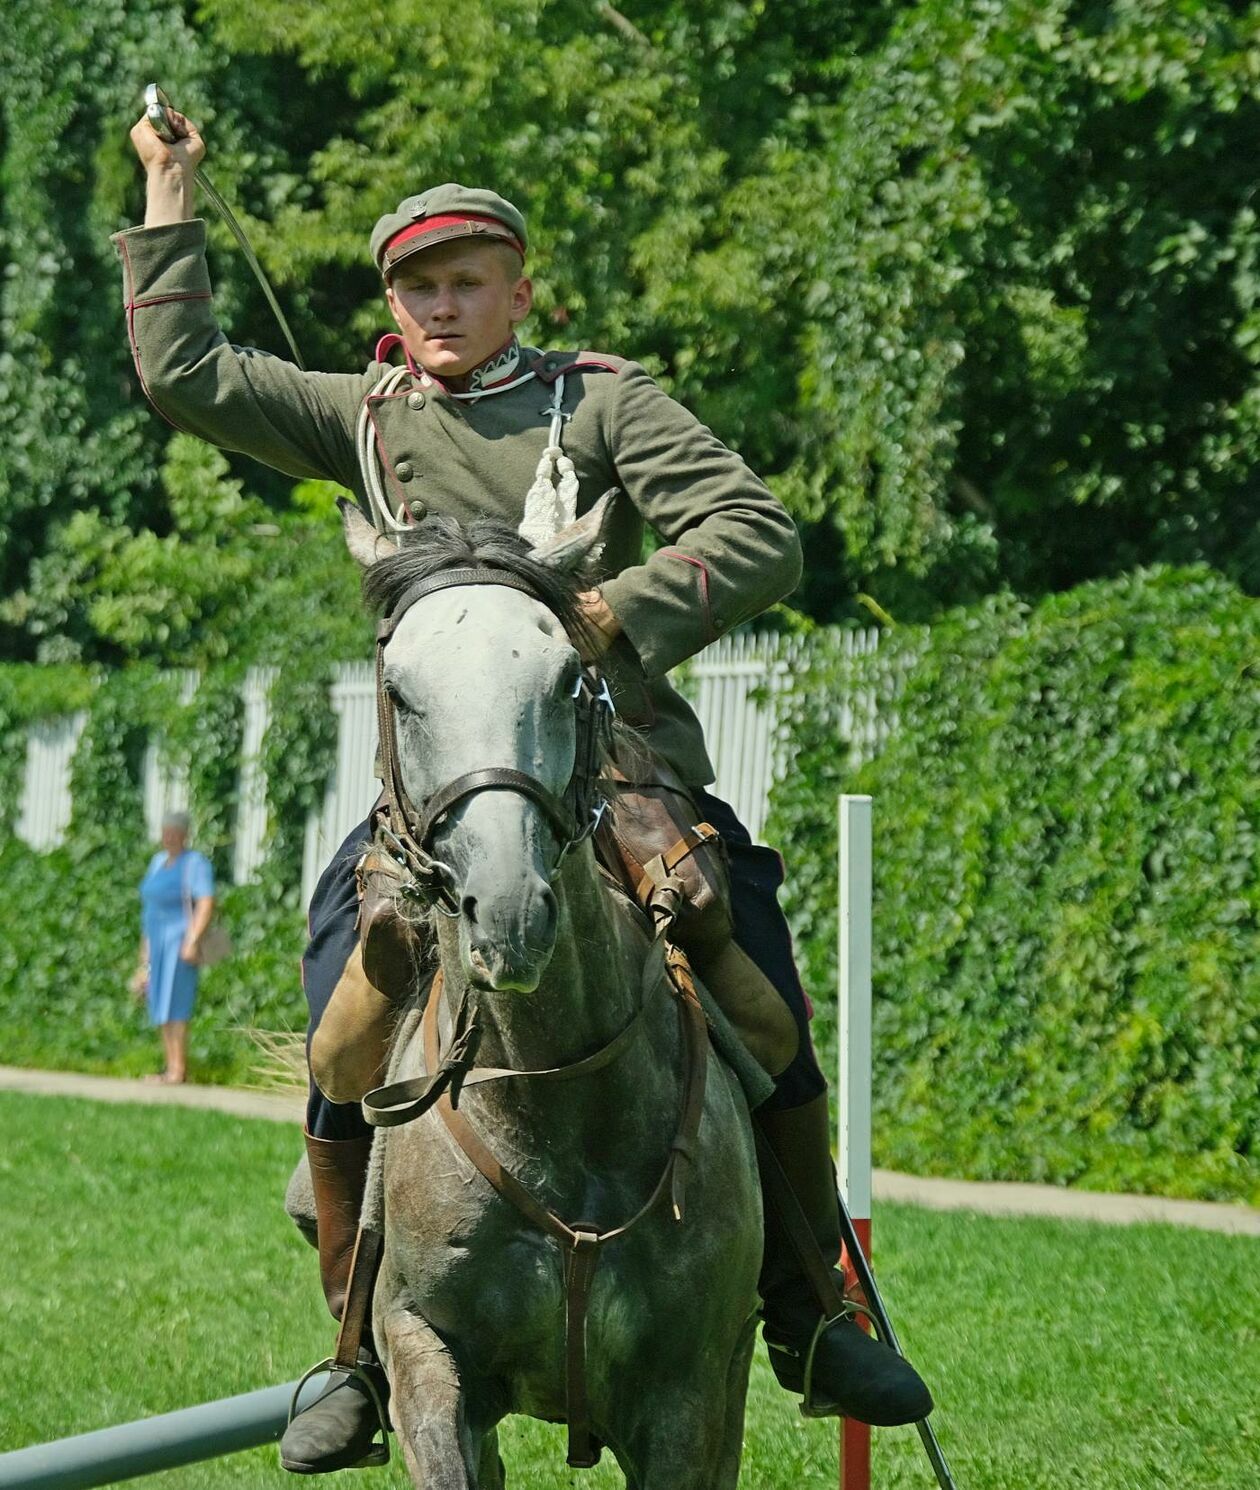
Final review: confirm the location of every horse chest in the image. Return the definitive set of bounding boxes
[382,1123,671,1383]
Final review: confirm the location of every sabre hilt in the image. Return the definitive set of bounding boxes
[143,83,180,145]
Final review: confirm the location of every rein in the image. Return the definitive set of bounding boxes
[373,566,614,915]
[364,946,710,1469]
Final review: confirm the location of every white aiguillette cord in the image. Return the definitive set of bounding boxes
[358,367,571,541]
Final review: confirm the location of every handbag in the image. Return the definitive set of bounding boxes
[182,857,233,968]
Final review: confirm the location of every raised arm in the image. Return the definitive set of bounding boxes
[114,109,371,489]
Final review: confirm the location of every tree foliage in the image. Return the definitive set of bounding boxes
[3,2,1259,664]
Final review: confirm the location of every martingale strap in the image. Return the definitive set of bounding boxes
[415,950,710,1469]
[361,968,671,1128]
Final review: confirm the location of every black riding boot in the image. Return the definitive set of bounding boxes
[280,1132,390,1474]
[757,1095,934,1426]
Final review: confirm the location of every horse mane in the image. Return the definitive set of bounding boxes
[361,514,592,642]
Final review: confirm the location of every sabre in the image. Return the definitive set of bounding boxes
[756,1128,960,1490]
[144,83,306,370]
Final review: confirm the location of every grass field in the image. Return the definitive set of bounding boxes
[1,1092,1256,1488]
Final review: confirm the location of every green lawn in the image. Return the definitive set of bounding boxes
[1,1093,1256,1488]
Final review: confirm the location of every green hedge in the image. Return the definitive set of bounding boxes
[768,566,1260,1203]
[7,563,1258,1202]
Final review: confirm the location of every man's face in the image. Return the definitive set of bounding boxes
[385,239,532,379]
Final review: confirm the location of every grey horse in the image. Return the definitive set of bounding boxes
[342,500,763,1488]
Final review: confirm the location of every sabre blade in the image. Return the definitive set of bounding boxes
[142,83,306,369]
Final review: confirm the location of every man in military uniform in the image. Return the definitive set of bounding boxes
[119,110,931,1473]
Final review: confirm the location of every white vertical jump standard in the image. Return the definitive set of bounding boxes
[837,794,873,1490]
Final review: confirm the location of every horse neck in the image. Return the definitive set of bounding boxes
[434,842,645,1078]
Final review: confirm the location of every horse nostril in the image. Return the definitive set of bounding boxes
[540,886,558,936]
[462,894,478,925]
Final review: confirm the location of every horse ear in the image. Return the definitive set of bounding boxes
[340,497,398,568]
[528,489,618,572]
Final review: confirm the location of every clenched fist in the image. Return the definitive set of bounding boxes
[128,107,204,226]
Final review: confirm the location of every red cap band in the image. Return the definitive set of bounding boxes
[384,214,525,261]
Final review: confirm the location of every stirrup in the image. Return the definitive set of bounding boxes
[288,1356,391,1468]
[770,1298,882,1420]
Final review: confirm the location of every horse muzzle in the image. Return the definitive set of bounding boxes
[459,871,559,992]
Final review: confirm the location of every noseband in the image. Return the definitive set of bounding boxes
[374,567,615,915]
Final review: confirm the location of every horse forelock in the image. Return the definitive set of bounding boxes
[361,514,592,641]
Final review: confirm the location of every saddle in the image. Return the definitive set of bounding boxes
[310,756,798,1106]
[592,754,798,1078]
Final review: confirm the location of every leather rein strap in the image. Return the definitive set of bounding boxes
[363,967,671,1128]
[410,953,709,1469]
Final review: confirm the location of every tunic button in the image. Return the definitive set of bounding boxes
[394,461,415,482]
[407,391,426,410]
[406,498,429,522]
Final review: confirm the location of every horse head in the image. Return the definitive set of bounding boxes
[342,495,616,994]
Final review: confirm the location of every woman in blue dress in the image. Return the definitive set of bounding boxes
[131,811,215,1083]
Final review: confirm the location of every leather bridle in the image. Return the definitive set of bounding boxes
[373,566,615,915]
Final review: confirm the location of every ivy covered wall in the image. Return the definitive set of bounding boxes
[0,646,342,1083]
[769,566,1260,1205]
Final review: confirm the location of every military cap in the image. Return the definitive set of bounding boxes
[370,183,528,279]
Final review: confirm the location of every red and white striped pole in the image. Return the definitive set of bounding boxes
[837,794,873,1490]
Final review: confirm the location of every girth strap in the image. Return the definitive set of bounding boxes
[416,955,710,1468]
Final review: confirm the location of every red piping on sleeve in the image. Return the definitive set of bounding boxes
[660,549,717,642]
[127,291,213,310]
[118,237,193,435]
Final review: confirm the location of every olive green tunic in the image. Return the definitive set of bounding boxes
[113,219,803,785]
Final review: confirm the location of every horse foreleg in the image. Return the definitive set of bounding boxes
[626,1314,758,1490]
[379,1307,479,1489]
[711,1311,758,1489]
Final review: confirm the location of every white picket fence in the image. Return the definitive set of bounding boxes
[11,629,887,906]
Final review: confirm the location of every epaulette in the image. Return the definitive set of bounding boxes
[529,350,627,384]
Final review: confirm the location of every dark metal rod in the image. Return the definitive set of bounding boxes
[835,1189,960,1490]
[0,1375,334,1490]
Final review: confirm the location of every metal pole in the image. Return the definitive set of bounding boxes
[835,793,960,1490]
[0,1375,335,1490]
[838,794,872,1490]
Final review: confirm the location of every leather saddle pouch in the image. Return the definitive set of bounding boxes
[356,840,433,999]
[596,754,733,958]
[595,750,798,1077]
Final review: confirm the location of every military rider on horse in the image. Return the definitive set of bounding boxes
[118,107,932,1474]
